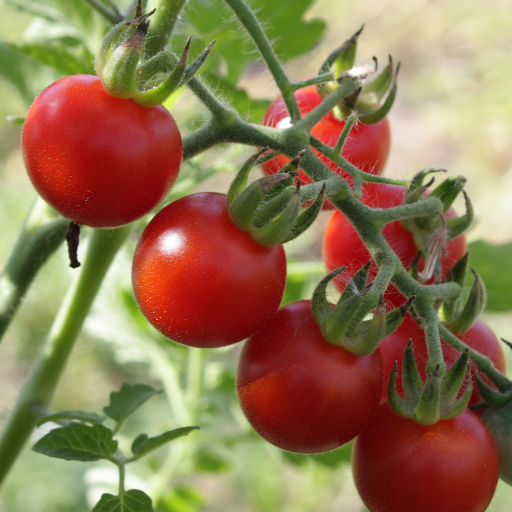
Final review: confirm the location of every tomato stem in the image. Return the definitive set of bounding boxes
[224,0,302,123]
[0,225,131,488]
[439,323,512,390]
[144,0,188,57]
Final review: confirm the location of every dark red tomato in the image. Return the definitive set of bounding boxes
[261,85,390,193]
[379,315,506,408]
[352,401,499,512]
[236,300,383,453]
[322,183,467,308]
[22,74,182,228]
[132,192,286,348]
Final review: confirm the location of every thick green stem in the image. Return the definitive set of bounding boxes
[0,226,131,488]
[223,0,301,122]
[0,199,68,342]
[118,462,126,503]
[145,0,187,57]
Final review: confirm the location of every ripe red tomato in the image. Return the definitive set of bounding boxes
[261,85,390,191]
[132,192,286,348]
[352,401,499,512]
[322,183,467,308]
[236,300,383,453]
[379,315,506,407]
[22,74,182,228]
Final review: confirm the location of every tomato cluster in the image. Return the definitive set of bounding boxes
[21,57,505,512]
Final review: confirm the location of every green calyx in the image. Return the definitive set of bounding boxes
[441,255,487,334]
[399,171,474,284]
[388,342,473,425]
[95,8,215,107]
[227,149,324,247]
[402,171,474,239]
[316,26,399,124]
[311,263,413,356]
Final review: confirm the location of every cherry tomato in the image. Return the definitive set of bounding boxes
[236,300,383,453]
[352,401,499,512]
[261,85,390,193]
[132,192,286,348]
[22,74,182,228]
[322,183,467,308]
[379,315,506,407]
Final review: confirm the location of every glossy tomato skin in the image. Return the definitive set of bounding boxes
[236,300,383,453]
[22,74,182,228]
[132,192,286,348]
[323,183,468,308]
[379,315,506,407]
[352,401,499,512]
[261,85,390,190]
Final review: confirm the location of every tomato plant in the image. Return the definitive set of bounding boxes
[236,300,383,453]
[132,192,287,348]
[379,315,506,407]
[3,0,512,510]
[352,401,500,512]
[22,74,183,228]
[261,85,390,191]
[323,182,468,308]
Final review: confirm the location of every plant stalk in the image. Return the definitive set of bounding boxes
[223,0,301,122]
[0,226,131,487]
[145,0,188,57]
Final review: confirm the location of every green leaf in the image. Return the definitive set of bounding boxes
[10,41,95,75]
[103,383,161,423]
[468,240,512,312]
[92,490,154,512]
[32,423,117,461]
[0,41,62,103]
[131,427,199,457]
[36,410,106,426]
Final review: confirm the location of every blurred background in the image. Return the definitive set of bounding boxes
[1,0,512,510]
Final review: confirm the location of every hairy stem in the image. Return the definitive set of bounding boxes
[145,0,188,56]
[223,0,301,122]
[439,323,512,389]
[0,226,131,487]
